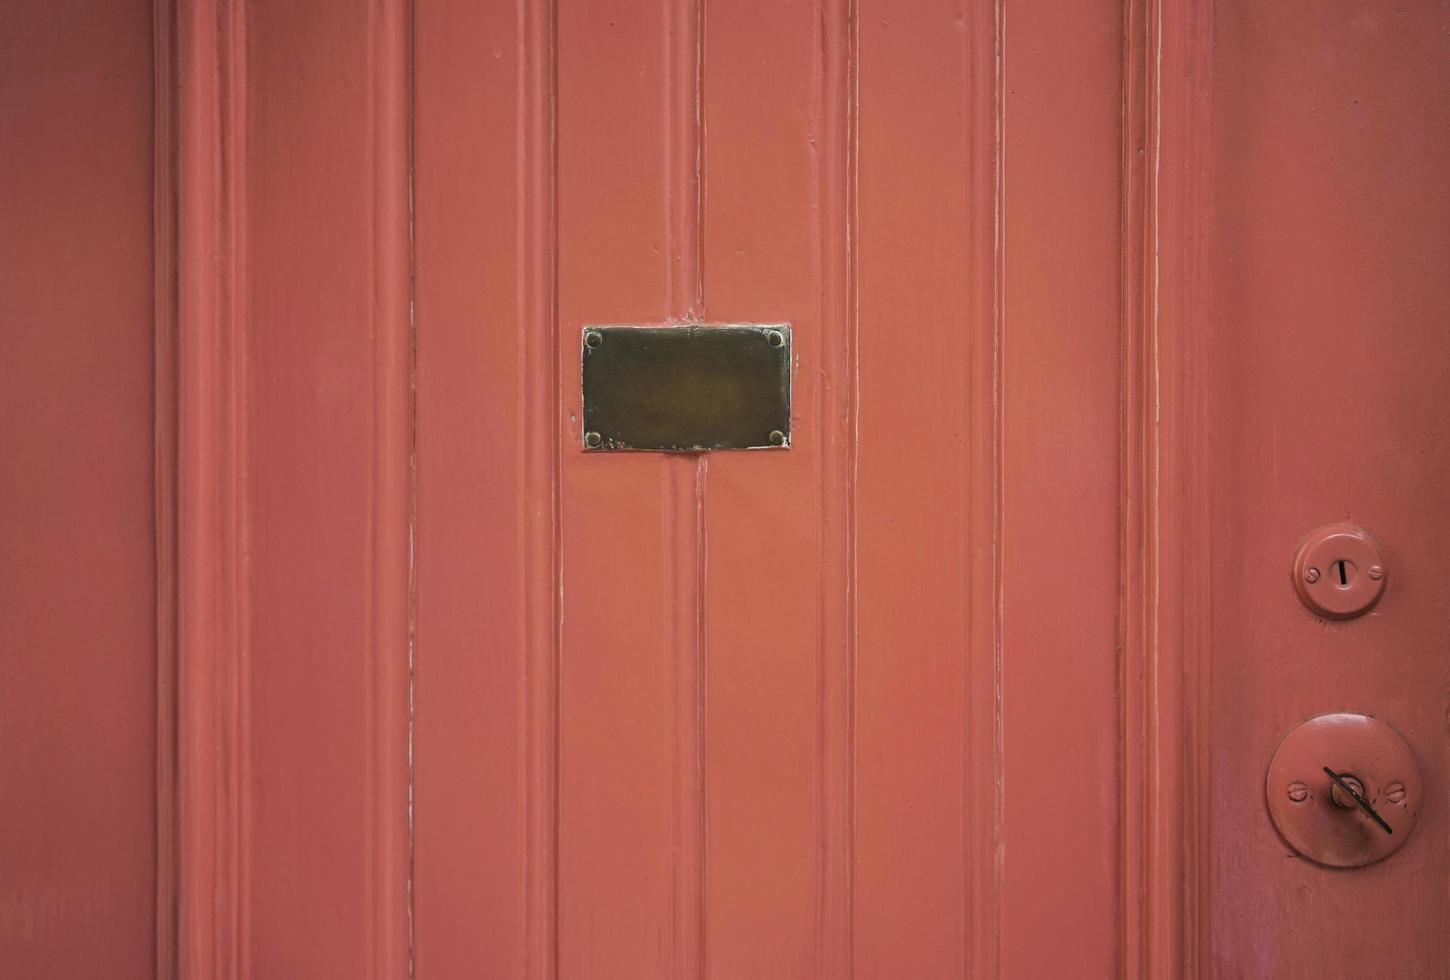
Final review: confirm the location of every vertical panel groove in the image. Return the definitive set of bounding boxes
[989,1,1007,966]
[816,0,856,973]
[1120,1,1153,977]
[548,2,563,975]
[846,3,860,971]
[693,8,707,974]
[231,6,253,973]
[519,0,560,975]
[965,0,1005,975]
[666,453,706,980]
[153,0,180,974]
[666,0,707,976]
[692,0,706,318]
[991,0,1006,968]
[404,3,419,973]
[666,0,706,321]
[695,454,708,980]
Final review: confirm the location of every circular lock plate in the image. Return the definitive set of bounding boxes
[1266,712,1420,868]
[1292,523,1386,619]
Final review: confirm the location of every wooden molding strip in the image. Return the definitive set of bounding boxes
[1120,1,1215,978]
[815,0,856,973]
[174,0,249,976]
[168,1,417,976]
[366,1,416,977]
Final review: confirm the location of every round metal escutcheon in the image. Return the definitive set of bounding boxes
[1292,523,1386,620]
[1266,712,1420,868]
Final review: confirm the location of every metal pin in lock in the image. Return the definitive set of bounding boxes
[1322,766,1393,836]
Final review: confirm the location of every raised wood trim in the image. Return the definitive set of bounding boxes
[664,1,706,976]
[170,2,416,975]
[814,0,856,972]
[519,0,560,975]
[1120,1,1215,977]
[365,1,416,976]
[174,0,249,976]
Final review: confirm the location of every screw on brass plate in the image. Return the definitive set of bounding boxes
[584,330,603,349]
[768,430,786,446]
[1385,781,1407,804]
[584,431,603,449]
[1286,781,1309,803]
[1368,565,1384,580]
[766,330,785,348]
[1304,566,1321,584]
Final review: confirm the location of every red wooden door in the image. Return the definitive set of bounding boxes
[4,1,1449,978]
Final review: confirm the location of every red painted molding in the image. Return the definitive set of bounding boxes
[174,0,249,976]
[1120,1,1215,978]
[518,2,560,977]
[365,0,415,976]
[169,1,415,976]
[814,0,856,974]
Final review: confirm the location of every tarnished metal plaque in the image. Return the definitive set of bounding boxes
[581,324,791,452]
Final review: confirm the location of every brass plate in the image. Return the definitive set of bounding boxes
[581,324,791,452]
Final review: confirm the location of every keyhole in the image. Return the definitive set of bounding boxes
[1332,559,1356,588]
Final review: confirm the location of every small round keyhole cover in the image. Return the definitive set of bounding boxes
[1292,523,1386,619]
[1266,712,1420,868]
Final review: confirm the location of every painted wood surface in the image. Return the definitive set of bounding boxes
[1206,3,1450,976]
[0,2,159,976]
[4,1,1450,977]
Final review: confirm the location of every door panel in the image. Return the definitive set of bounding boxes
[993,2,1124,975]
[553,1,687,975]
[1208,3,1450,976]
[701,1,825,974]
[0,1,158,976]
[404,1,1450,978]
[413,0,538,973]
[7,1,1450,978]
[854,5,977,974]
